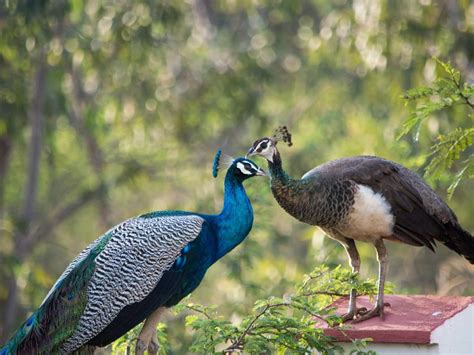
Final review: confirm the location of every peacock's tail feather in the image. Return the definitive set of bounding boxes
[1,232,112,354]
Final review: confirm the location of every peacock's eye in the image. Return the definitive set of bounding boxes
[243,163,252,171]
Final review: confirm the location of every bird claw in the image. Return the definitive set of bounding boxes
[148,338,160,355]
[352,302,390,323]
[135,337,160,355]
[339,307,368,323]
[135,339,148,355]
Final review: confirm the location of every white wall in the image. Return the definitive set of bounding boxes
[335,304,473,355]
[431,303,473,355]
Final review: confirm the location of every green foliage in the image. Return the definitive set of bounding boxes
[426,128,473,196]
[111,322,169,355]
[127,266,389,354]
[399,59,474,197]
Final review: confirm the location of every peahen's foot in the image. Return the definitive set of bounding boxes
[352,302,391,323]
[339,306,368,323]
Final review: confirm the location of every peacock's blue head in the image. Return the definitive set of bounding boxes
[230,157,266,181]
[213,149,266,181]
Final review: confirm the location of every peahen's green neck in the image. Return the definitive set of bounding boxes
[212,171,253,260]
[267,150,319,225]
[268,150,299,187]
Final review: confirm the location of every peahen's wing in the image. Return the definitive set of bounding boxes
[59,214,204,352]
[302,156,458,249]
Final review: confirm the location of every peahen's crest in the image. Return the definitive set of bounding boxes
[212,149,234,177]
[272,126,293,146]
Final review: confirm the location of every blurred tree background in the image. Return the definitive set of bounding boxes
[0,0,473,352]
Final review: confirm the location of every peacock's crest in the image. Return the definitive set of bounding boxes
[212,149,222,178]
[272,126,293,146]
[212,149,234,178]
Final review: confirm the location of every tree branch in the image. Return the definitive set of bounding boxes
[24,183,107,249]
[185,304,213,320]
[299,290,348,298]
[448,66,474,109]
[24,161,149,250]
[224,302,294,353]
[68,65,111,226]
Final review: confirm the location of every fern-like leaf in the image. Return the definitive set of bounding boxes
[399,58,473,196]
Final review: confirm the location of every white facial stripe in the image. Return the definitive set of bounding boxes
[236,162,254,175]
[256,139,271,151]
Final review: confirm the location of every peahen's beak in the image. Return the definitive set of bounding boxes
[246,147,256,158]
[256,167,267,176]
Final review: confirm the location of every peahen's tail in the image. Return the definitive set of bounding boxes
[443,223,474,264]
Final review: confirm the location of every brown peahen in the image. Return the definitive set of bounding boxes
[247,126,474,323]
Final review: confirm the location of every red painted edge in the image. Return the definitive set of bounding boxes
[323,328,431,344]
[316,295,474,344]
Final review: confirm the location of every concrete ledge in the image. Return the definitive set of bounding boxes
[318,295,473,348]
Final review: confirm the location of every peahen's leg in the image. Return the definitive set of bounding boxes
[135,307,165,355]
[340,239,366,322]
[353,239,389,323]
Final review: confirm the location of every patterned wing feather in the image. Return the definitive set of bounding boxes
[39,236,106,307]
[62,214,204,352]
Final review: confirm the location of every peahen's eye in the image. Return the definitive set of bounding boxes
[260,142,267,149]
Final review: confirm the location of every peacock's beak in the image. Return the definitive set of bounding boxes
[246,147,256,158]
[256,168,267,176]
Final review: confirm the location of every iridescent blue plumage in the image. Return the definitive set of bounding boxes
[1,154,265,354]
[212,148,222,178]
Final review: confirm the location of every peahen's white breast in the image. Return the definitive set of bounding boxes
[337,184,395,242]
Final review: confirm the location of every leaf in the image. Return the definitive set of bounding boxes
[425,128,473,179]
[447,159,472,199]
[397,102,447,141]
[185,314,199,326]
[434,58,460,82]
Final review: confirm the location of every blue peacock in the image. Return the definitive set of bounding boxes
[1,150,265,355]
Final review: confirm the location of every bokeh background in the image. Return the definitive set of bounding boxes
[1,0,473,352]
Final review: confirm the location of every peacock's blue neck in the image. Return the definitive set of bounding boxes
[212,172,253,260]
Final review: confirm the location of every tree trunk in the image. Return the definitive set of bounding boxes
[69,65,111,227]
[0,135,12,212]
[2,50,47,341]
